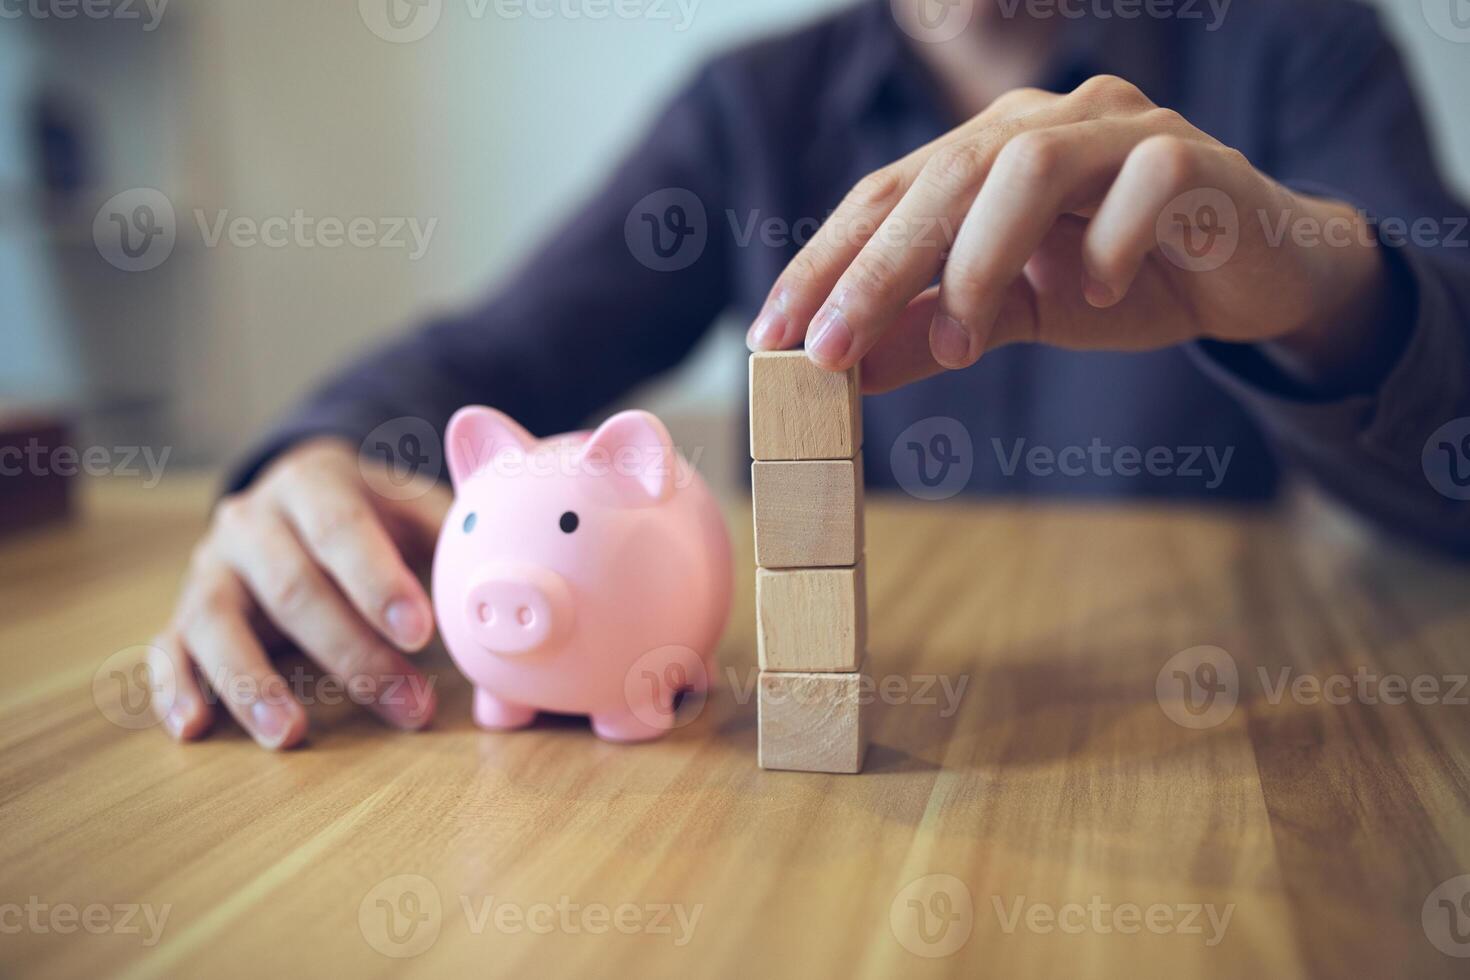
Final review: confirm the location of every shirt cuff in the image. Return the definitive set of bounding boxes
[221,402,392,496]
[1187,239,1461,467]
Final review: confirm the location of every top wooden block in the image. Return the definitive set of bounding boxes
[749,352,862,461]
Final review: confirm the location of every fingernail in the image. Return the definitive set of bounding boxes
[386,599,430,650]
[250,699,294,749]
[164,702,190,739]
[162,688,194,737]
[747,308,789,351]
[807,306,853,366]
[1084,278,1116,307]
[377,675,436,730]
[931,314,973,369]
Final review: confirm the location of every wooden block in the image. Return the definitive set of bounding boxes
[751,457,863,569]
[758,667,869,774]
[749,351,861,461]
[757,561,866,672]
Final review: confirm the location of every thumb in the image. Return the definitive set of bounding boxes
[859,287,941,394]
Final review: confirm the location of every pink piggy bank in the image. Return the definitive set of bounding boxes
[431,406,733,742]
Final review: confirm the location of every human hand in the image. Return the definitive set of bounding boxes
[151,437,450,749]
[748,75,1386,393]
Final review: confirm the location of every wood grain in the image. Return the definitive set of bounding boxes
[757,665,869,774]
[748,351,861,462]
[3,477,1469,979]
[756,562,866,672]
[751,457,864,568]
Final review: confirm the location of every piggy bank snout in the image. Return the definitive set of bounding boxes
[463,565,572,656]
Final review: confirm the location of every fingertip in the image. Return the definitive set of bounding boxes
[376,670,438,731]
[148,634,211,741]
[929,314,977,370]
[164,693,214,741]
[386,596,434,652]
[250,698,308,751]
[746,308,791,352]
[806,307,855,370]
[404,680,438,731]
[1083,277,1119,308]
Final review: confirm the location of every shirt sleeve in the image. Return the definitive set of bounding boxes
[1189,3,1470,556]
[225,65,735,493]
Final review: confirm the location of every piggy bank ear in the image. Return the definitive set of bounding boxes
[580,410,676,507]
[445,406,536,489]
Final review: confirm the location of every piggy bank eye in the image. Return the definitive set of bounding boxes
[463,512,478,534]
[559,511,579,534]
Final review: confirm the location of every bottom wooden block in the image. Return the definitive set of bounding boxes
[757,667,869,774]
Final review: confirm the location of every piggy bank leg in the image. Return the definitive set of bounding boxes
[590,708,672,743]
[591,648,710,742]
[474,689,536,731]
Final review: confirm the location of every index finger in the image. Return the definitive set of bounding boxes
[746,88,1059,360]
[268,461,435,653]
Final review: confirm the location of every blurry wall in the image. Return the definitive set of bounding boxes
[1373,0,1470,187]
[3,0,1468,481]
[183,0,851,473]
[0,26,71,403]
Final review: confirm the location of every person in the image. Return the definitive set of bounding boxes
[152,0,1470,749]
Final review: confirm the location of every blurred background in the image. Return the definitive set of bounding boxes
[3,0,1469,505]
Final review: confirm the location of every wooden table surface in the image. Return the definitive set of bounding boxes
[3,476,1469,979]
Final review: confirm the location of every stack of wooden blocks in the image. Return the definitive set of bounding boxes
[749,351,869,774]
